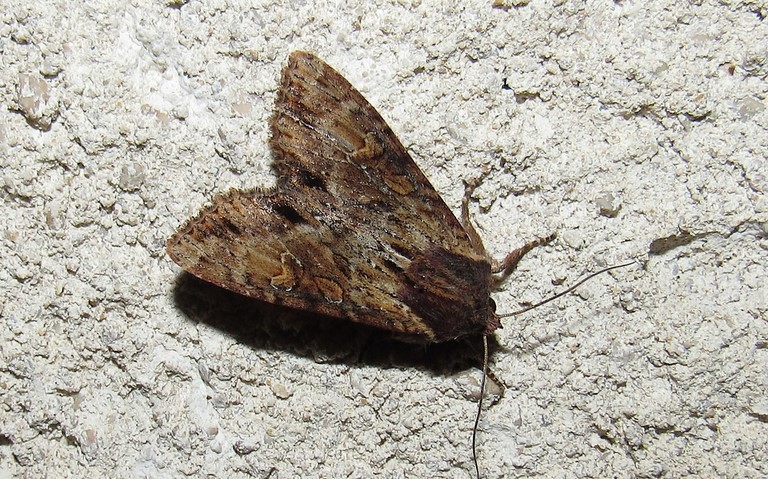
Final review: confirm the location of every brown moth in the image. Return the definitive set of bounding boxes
[167,51,563,478]
[167,51,552,343]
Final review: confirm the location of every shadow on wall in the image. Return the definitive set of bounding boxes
[170,272,501,376]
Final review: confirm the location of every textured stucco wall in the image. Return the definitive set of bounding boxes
[1,1,766,478]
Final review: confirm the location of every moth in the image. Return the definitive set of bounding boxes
[167,51,553,344]
[168,51,593,478]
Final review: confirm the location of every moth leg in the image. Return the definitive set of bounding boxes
[492,233,557,285]
[461,178,486,254]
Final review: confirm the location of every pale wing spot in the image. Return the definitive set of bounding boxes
[270,252,302,291]
[382,173,415,195]
[350,132,383,161]
[315,277,343,303]
[353,133,416,195]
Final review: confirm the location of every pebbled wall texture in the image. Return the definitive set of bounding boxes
[1,1,766,478]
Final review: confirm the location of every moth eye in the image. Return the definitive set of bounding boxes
[273,203,306,224]
[489,298,497,313]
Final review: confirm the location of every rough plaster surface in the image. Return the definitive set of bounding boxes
[1,1,767,478]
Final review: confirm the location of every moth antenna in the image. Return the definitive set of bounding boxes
[497,261,636,318]
[471,262,635,477]
[472,334,489,479]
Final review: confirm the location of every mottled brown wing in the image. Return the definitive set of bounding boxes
[167,51,496,342]
[270,52,475,255]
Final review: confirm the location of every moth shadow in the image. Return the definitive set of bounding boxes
[171,273,493,376]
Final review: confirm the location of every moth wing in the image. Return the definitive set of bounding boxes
[167,187,438,338]
[270,51,479,258]
[167,52,495,342]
